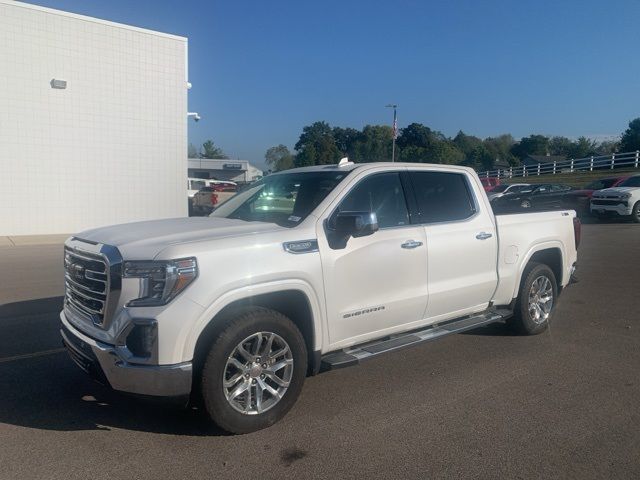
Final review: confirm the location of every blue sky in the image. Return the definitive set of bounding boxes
[26,0,640,167]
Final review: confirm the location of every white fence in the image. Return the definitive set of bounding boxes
[478,150,640,179]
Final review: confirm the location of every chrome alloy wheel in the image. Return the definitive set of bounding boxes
[223,332,294,415]
[528,275,553,324]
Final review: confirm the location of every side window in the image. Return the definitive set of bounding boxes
[409,171,476,223]
[330,172,409,229]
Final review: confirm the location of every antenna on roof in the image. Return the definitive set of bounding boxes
[338,157,353,167]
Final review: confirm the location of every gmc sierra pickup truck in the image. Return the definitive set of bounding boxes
[60,161,579,434]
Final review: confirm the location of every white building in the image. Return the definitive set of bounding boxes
[188,158,263,183]
[0,0,189,236]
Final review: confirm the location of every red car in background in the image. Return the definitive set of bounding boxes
[563,176,629,215]
[480,177,500,192]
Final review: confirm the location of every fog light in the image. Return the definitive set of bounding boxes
[126,321,157,358]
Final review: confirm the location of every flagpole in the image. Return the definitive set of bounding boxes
[386,104,398,162]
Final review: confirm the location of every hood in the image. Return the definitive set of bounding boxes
[75,217,286,259]
[593,186,640,197]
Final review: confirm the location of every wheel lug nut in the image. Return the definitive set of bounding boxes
[262,363,267,368]
[252,379,256,384]
[256,357,261,362]
[260,374,265,379]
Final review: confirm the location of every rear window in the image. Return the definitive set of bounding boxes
[409,171,476,223]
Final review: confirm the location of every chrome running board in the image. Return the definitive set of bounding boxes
[320,309,512,371]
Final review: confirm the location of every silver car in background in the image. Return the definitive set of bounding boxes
[487,183,531,202]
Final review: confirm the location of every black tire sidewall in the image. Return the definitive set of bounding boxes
[201,307,307,434]
[632,201,640,223]
[514,263,558,335]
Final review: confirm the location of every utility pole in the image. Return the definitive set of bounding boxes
[385,104,398,162]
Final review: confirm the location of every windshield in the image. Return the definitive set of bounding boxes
[619,176,640,187]
[210,170,350,227]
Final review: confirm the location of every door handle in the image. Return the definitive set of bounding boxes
[476,232,493,240]
[401,240,423,249]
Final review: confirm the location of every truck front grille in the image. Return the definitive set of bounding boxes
[64,247,109,325]
[592,199,626,206]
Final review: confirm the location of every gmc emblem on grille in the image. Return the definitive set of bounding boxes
[71,263,86,281]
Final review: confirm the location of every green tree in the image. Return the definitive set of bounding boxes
[511,134,550,160]
[484,134,517,166]
[619,118,640,152]
[264,144,294,172]
[294,121,340,167]
[396,123,439,151]
[596,140,619,155]
[351,125,393,162]
[469,144,494,170]
[332,127,361,157]
[431,141,465,165]
[453,130,483,163]
[549,136,574,157]
[398,145,431,163]
[201,140,228,159]
[569,136,598,159]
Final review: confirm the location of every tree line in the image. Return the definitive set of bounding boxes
[263,117,640,172]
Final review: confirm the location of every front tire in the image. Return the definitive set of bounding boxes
[201,307,307,434]
[510,262,557,335]
[631,201,640,223]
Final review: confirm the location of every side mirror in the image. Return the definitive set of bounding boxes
[327,211,378,249]
[335,211,379,238]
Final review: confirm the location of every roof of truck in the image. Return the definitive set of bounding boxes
[274,162,475,175]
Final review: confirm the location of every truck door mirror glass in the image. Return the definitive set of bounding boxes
[336,211,379,237]
[328,211,378,249]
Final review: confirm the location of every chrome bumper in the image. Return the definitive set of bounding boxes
[60,311,192,399]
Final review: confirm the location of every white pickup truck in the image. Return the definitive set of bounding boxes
[60,162,579,433]
[590,174,640,222]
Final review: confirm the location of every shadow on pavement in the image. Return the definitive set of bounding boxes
[0,296,226,436]
[460,322,519,337]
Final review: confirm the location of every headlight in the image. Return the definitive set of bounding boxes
[620,193,632,200]
[124,258,198,307]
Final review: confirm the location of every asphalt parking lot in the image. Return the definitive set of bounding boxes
[0,223,638,479]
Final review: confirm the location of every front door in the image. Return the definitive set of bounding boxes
[318,171,429,348]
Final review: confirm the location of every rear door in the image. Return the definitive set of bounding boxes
[408,169,498,322]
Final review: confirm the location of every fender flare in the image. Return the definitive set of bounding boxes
[182,279,324,362]
[511,240,566,300]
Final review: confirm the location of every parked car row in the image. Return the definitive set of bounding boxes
[486,174,640,222]
[490,183,573,212]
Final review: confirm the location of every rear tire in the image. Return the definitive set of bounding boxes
[510,262,557,335]
[201,307,307,434]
